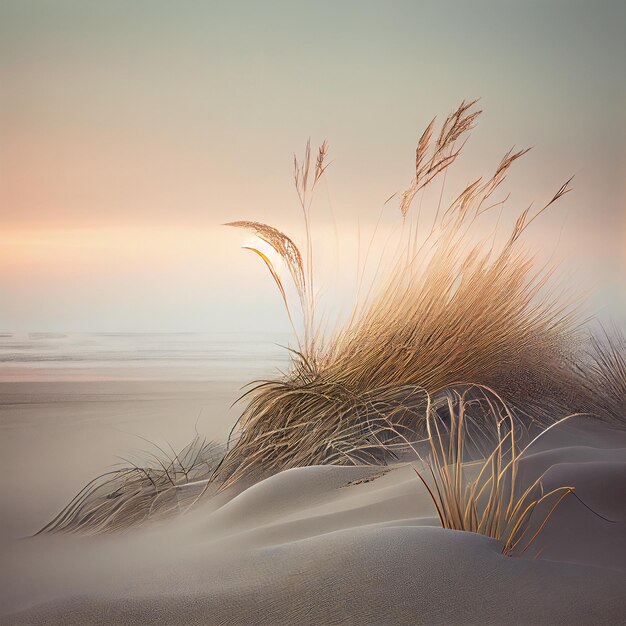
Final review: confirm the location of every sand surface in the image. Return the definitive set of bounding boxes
[0,379,242,539]
[2,417,626,625]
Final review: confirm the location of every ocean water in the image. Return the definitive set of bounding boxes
[0,331,291,382]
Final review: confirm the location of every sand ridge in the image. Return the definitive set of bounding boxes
[3,419,626,625]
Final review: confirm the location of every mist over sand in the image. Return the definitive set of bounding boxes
[1,334,625,625]
[2,425,626,625]
[0,332,288,538]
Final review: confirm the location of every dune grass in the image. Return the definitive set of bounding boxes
[411,386,575,556]
[41,101,625,536]
[586,327,626,420]
[214,100,596,489]
[38,436,223,534]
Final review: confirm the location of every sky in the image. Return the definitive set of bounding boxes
[1,0,624,332]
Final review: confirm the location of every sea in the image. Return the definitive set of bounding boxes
[0,331,291,382]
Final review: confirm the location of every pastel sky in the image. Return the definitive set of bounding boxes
[1,0,624,332]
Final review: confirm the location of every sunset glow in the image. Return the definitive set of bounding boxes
[1,1,624,332]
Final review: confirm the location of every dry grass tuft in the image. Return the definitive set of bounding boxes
[212,382,431,489]
[412,386,574,556]
[41,101,624,535]
[39,437,223,534]
[585,326,626,420]
[214,101,595,489]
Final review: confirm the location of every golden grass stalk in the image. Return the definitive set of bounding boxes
[225,138,331,355]
[400,100,482,218]
[224,220,306,303]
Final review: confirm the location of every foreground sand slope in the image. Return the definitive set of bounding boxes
[3,420,626,625]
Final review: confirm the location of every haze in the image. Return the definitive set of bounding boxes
[1,0,624,332]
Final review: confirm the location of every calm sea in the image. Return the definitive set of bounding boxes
[0,332,291,382]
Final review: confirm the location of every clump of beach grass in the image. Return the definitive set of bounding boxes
[39,436,223,534]
[585,326,626,420]
[41,100,625,534]
[214,100,594,489]
[411,386,575,556]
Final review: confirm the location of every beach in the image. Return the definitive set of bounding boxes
[2,431,626,625]
[3,0,625,622]
[0,332,288,539]
[1,334,626,625]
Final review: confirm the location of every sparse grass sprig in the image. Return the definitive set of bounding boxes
[38,436,223,534]
[411,386,575,556]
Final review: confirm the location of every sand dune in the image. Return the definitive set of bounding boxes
[2,418,626,625]
[6,526,626,626]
